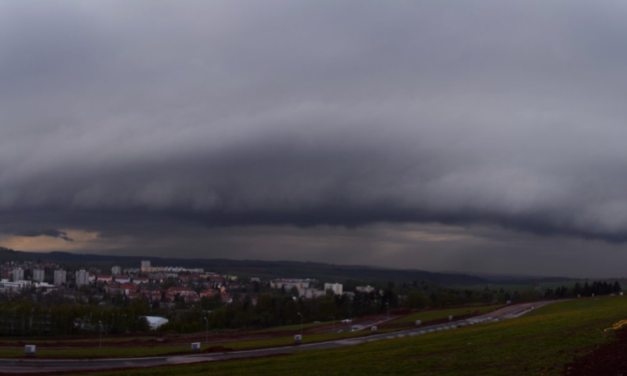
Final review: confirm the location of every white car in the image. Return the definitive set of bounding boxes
[341,319,353,323]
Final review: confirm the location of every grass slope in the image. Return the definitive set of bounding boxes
[252,320,335,334]
[392,304,503,324]
[69,296,627,375]
[0,330,396,359]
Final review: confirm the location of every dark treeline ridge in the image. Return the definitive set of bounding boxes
[544,280,622,299]
[0,298,150,337]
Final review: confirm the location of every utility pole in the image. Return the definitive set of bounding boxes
[98,320,102,348]
[297,312,303,335]
[204,317,208,344]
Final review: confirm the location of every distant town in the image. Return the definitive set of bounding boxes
[0,258,390,335]
[0,259,362,306]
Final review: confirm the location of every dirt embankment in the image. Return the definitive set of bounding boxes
[563,329,627,376]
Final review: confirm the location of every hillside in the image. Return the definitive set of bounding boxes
[0,247,492,285]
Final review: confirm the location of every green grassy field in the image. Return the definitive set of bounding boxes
[0,336,155,345]
[67,296,627,375]
[391,304,503,324]
[453,284,536,292]
[252,320,335,334]
[0,328,400,359]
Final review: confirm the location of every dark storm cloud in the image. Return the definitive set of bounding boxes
[3,0,627,261]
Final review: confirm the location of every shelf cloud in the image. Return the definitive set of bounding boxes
[2,1,627,276]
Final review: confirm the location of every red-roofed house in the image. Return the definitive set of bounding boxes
[105,282,123,295]
[166,287,198,302]
[144,290,162,302]
[132,277,148,285]
[127,291,143,299]
[97,275,112,283]
[119,283,138,296]
[113,275,130,283]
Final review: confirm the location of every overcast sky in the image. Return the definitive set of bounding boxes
[3,1,627,277]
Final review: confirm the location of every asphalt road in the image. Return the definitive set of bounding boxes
[0,301,556,374]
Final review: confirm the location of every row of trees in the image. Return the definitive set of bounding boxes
[0,299,151,336]
[1,278,622,336]
[544,281,622,299]
[159,282,527,334]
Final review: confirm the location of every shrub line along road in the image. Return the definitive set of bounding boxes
[0,301,556,374]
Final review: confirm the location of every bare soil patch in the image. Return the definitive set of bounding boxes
[563,329,627,376]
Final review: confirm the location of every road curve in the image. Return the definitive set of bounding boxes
[0,301,557,374]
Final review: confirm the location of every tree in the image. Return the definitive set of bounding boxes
[405,291,431,309]
[613,281,622,294]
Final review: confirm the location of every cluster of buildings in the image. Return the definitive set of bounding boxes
[268,279,345,298]
[140,260,203,274]
[0,260,378,308]
[0,260,242,306]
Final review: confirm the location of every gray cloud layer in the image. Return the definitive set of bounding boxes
[2,1,627,275]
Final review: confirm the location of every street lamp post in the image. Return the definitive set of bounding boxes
[386,302,390,319]
[203,317,208,344]
[98,320,102,348]
[297,313,303,335]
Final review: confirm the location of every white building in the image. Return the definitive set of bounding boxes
[111,266,122,275]
[163,266,204,273]
[35,282,56,291]
[324,283,343,295]
[138,262,202,274]
[356,285,376,294]
[142,316,169,330]
[298,288,325,299]
[271,279,312,290]
[32,269,45,283]
[132,277,148,284]
[54,270,67,286]
[75,269,89,286]
[11,268,24,282]
[0,279,31,293]
[114,275,131,283]
[141,261,151,272]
